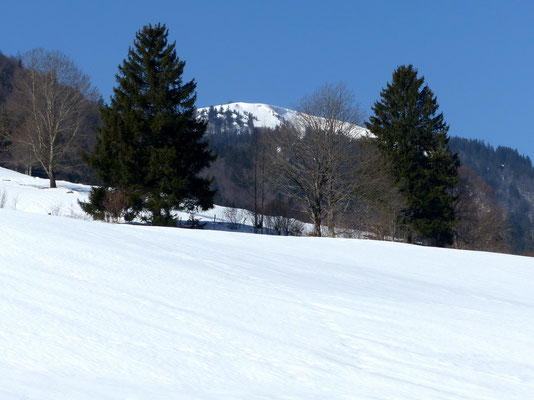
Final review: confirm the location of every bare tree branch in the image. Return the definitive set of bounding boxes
[266,83,365,237]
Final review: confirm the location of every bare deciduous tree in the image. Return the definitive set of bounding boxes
[267,83,364,237]
[232,128,269,233]
[264,197,305,236]
[345,139,407,240]
[224,207,246,230]
[1,49,98,188]
[453,166,510,252]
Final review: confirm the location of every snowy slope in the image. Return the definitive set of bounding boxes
[198,102,299,130]
[198,102,370,138]
[1,192,534,398]
[0,166,314,234]
[0,167,91,217]
[0,167,249,227]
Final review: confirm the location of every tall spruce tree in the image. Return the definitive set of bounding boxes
[82,23,215,225]
[366,65,459,246]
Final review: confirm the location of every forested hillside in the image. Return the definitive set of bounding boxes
[0,52,17,104]
[202,110,534,254]
[450,137,534,253]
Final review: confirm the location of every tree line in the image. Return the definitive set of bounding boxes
[0,23,530,254]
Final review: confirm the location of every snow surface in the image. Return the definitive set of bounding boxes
[0,169,534,399]
[0,169,91,218]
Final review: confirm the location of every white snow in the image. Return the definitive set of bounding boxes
[0,168,91,217]
[1,167,534,399]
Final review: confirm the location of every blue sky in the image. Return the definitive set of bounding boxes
[2,0,533,159]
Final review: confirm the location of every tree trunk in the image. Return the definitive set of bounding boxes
[327,207,335,238]
[312,214,322,237]
[49,169,57,188]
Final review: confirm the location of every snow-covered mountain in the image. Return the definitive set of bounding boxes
[198,102,299,130]
[1,166,534,399]
[198,102,370,138]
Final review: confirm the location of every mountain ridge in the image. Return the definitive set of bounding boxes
[197,101,370,138]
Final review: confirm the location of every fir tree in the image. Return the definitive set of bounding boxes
[82,23,215,226]
[366,65,459,246]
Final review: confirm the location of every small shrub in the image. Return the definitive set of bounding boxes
[180,210,206,229]
[79,187,129,223]
[224,207,245,230]
[103,188,128,223]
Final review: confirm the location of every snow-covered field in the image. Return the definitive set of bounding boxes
[1,167,534,399]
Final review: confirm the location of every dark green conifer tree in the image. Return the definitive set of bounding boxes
[366,65,459,246]
[82,23,215,226]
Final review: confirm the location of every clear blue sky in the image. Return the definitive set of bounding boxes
[2,0,533,159]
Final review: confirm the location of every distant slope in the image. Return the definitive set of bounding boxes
[197,102,369,138]
[198,102,299,131]
[1,206,534,399]
[197,103,298,133]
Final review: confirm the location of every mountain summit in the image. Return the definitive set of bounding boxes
[197,102,298,132]
[197,102,369,138]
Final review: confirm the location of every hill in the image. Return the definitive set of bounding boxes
[197,102,299,134]
[198,102,369,137]
[197,103,534,253]
[1,189,534,398]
